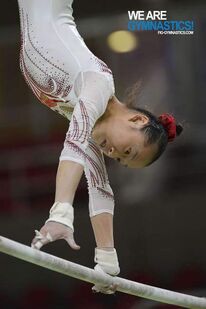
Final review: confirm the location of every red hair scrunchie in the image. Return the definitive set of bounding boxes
[158,113,176,142]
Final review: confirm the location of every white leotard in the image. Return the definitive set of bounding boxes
[18,0,115,216]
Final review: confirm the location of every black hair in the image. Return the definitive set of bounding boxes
[131,107,183,166]
[124,82,183,166]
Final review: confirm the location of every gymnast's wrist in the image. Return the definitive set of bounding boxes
[45,201,74,231]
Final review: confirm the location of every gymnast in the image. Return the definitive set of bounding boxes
[17,0,183,294]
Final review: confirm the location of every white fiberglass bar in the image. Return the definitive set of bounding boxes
[0,236,206,309]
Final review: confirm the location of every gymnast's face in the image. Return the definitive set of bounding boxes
[93,112,158,168]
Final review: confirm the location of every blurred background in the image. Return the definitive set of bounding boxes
[0,0,206,308]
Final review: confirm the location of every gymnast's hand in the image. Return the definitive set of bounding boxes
[92,248,120,294]
[31,202,80,250]
[31,221,80,250]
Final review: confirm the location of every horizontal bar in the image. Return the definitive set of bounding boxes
[0,236,206,308]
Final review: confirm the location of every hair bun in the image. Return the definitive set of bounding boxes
[158,113,177,142]
[176,124,183,136]
[158,114,183,142]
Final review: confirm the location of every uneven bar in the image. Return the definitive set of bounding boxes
[0,236,206,308]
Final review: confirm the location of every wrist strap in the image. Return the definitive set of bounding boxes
[46,202,74,231]
[94,248,120,276]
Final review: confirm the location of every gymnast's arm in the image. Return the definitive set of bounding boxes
[83,139,115,245]
[83,138,120,293]
[31,72,117,253]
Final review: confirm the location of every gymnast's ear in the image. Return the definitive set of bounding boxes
[128,113,149,125]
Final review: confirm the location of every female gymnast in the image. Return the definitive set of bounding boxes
[17,0,183,294]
